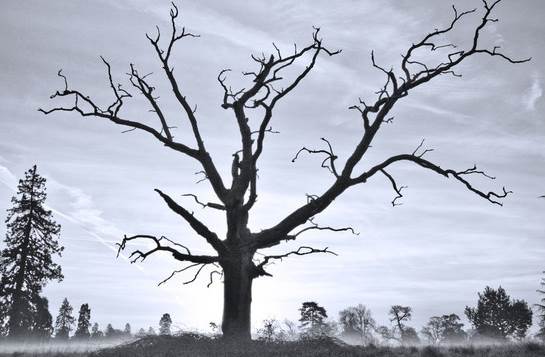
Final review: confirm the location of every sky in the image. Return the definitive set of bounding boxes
[0,0,544,335]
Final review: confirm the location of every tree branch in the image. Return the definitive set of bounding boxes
[154,189,227,254]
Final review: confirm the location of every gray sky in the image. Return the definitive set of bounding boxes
[0,0,544,334]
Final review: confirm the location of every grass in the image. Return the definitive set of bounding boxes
[1,335,544,357]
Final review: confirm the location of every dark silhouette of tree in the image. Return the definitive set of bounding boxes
[74,304,91,339]
[159,313,172,335]
[421,314,466,345]
[54,298,75,340]
[538,271,545,341]
[465,286,532,340]
[91,322,103,339]
[0,166,63,339]
[104,323,124,339]
[39,1,529,340]
[299,301,329,338]
[147,326,157,336]
[124,323,132,337]
[32,296,53,340]
[378,305,418,344]
[338,304,376,345]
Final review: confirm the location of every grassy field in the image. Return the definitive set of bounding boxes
[1,335,544,357]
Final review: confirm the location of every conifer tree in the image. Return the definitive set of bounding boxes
[0,165,63,339]
[91,322,103,339]
[159,314,172,335]
[124,323,131,336]
[74,303,91,339]
[54,298,75,340]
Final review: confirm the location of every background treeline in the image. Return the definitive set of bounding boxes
[1,166,544,346]
[253,284,543,345]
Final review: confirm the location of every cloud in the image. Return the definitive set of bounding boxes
[523,74,542,111]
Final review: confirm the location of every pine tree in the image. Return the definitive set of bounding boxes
[159,314,172,335]
[0,165,63,338]
[124,323,131,337]
[91,322,103,339]
[299,302,328,338]
[147,326,156,336]
[465,286,533,340]
[74,304,91,339]
[54,298,75,340]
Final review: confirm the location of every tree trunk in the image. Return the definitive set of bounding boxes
[221,253,254,341]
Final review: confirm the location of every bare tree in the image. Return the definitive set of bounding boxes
[40,1,528,340]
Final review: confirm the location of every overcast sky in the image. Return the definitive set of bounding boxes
[1,0,544,335]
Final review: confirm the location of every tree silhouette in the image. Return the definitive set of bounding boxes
[465,286,532,340]
[421,314,466,345]
[0,166,63,339]
[378,305,419,344]
[339,304,376,345]
[91,322,103,339]
[256,318,280,342]
[136,328,146,338]
[54,298,75,340]
[32,296,53,340]
[74,304,91,339]
[147,326,157,336]
[40,1,529,340]
[159,313,172,335]
[299,301,329,338]
[124,323,132,337]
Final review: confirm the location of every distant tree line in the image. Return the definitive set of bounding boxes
[0,167,544,345]
[255,285,541,345]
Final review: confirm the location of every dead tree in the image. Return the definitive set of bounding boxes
[40,1,529,340]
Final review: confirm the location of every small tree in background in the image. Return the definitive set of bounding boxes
[135,328,146,338]
[465,286,532,340]
[257,318,281,342]
[91,322,103,339]
[74,303,91,339]
[299,302,329,338]
[421,314,466,345]
[339,304,376,345]
[147,327,157,336]
[159,314,172,335]
[0,166,63,339]
[378,305,419,344]
[124,323,131,337]
[54,298,75,340]
[421,317,442,345]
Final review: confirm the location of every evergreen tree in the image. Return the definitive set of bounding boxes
[299,301,328,338]
[54,298,75,340]
[124,323,131,336]
[105,323,115,338]
[159,313,172,335]
[91,322,103,339]
[465,286,532,340]
[147,326,156,336]
[32,296,53,340]
[0,166,63,338]
[74,304,91,339]
[135,328,146,338]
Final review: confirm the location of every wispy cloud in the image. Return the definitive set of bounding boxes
[523,74,542,111]
[0,163,140,269]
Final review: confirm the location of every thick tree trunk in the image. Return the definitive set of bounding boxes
[221,253,254,341]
